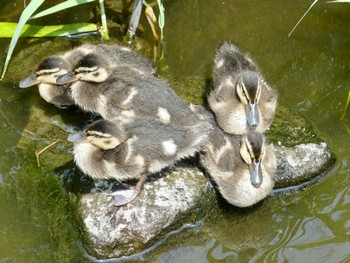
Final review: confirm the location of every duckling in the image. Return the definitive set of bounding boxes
[56,54,206,127]
[208,41,278,134]
[68,118,211,206]
[200,125,276,207]
[19,55,75,106]
[19,43,155,106]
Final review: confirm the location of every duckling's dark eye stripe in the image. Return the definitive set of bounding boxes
[246,136,263,160]
[243,85,259,103]
[245,138,255,159]
[75,66,98,74]
[241,82,253,103]
[87,130,111,138]
[36,68,60,75]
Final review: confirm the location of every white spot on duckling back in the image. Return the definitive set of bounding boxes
[157,107,171,124]
[162,139,177,156]
[215,58,225,69]
[122,88,138,106]
[125,136,138,162]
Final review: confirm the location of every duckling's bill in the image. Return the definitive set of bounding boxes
[56,71,79,85]
[247,102,260,128]
[68,132,89,143]
[251,160,263,188]
[19,74,40,88]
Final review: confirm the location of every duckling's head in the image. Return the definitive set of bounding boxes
[68,120,126,150]
[19,56,70,88]
[56,53,111,84]
[236,71,261,129]
[239,132,265,188]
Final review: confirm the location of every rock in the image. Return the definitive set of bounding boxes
[76,166,212,259]
[266,106,336,189]
[273,142,335,188]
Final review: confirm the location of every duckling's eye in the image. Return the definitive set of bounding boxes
[75,69,88,74]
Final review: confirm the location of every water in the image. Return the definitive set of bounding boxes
[0,0,349,262]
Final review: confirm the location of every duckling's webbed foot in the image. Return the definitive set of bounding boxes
[108,172,149,206]
[109,188,139,206]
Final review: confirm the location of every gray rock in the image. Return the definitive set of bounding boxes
[77,166,212,259]
[273,142,335,188]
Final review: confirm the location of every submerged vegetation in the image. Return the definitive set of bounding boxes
[0,0,165,80]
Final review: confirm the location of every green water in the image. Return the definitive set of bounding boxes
[0,0,350,262]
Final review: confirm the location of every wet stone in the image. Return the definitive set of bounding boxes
[76,166,212,259]
[273,142,335,189]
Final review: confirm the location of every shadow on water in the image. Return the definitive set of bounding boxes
[0,0,350,262]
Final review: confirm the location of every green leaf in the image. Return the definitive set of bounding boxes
[0,22,97,38]
[1,0,45,80]
[30,0,95,20]
[97,0,109,40]
[327,0,350,2]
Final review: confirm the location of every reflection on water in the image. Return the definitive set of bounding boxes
[0,0,350,262]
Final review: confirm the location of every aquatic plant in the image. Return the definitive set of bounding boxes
[0,0,166,80]
[0,0,106,80]
[125,0,165,63]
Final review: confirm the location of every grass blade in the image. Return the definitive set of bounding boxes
[0,22,97,38]
[156,0,165,39]
[1,0,45,80]
[98,0,109,40]
[288,0,318,37]
[30,0,95,20]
